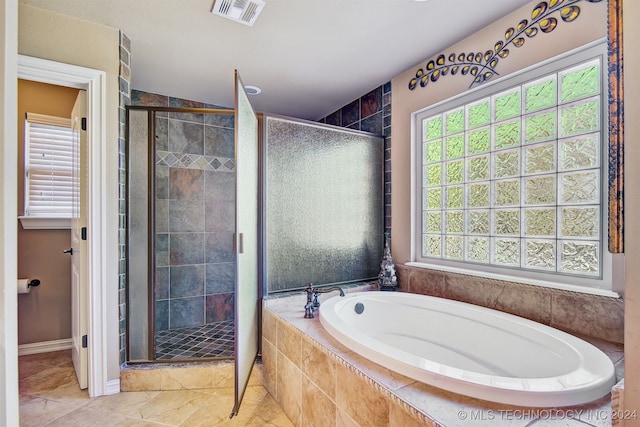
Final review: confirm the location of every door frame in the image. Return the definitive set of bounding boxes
[18,54,110,397]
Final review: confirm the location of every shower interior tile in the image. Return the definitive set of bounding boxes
[169,200,205,232]
[169,265,205,298]
[169,296,205,329]
[168,120,204,154]
[204,201,235,233]
[155,117,168,151]
[155,165,169,198]
[169,168,204,200]
[205,232,235,263]
[155,300,169,332]
[155,266,169,299]
[206,293,234,323]
[204,170,235,202]
[169,233,204,265]
[205,262,235,294]
[205,125,235,157]
[204,110,234,128]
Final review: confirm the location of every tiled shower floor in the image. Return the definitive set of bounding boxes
[155,320,235,360]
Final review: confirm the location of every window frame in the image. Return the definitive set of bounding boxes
[19,112,74,230]
[410,40,616,295]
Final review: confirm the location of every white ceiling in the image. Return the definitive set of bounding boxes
[21,0,531,121]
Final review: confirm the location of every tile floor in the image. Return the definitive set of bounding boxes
[19,350,294,427]
[155,321,235,360]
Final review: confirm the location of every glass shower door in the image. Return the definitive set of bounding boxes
[231,70,259,417]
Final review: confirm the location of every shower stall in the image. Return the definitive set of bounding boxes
[127,105,239,362]
[125,86,385,368]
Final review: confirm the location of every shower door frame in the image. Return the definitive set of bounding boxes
[125,105,238,363]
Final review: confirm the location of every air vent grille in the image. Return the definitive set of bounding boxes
[211,0,265,26]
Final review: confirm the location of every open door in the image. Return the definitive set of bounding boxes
[70,90,88,389]
[231,71,260,417]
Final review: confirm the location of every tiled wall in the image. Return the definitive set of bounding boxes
[318,83,392,232]
[396,264,625,344]
[130,90,236,333]
[118,31,131,365]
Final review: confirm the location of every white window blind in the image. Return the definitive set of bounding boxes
[24,112,74,217]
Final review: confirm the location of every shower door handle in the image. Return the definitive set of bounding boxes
[234,233,244,254]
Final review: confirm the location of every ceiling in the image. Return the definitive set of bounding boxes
[20,0,532,121]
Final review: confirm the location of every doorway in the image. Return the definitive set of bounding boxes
[17,55,111,397]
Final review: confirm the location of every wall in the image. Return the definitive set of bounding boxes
[390,0,607,264]
[17,79,79,345]
[19,3,122,384]
[623,0,640,423]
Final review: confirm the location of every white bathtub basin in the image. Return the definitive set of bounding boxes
[318,291,615,407]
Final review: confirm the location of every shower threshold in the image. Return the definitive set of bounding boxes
[155,320,235,360]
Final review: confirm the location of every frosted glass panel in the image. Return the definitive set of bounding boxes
[264,116,384,292]
[127,109,151,361]
[232,72,259,417]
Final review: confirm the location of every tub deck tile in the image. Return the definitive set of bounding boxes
[264,290,623,427]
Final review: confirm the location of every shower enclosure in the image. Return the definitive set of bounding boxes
[126,72,260,415]
[127,105,240,362]
[125,78,384,376]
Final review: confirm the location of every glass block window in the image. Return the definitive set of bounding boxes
[416,55,604,280]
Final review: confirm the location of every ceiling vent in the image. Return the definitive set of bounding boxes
[211,0,265,26]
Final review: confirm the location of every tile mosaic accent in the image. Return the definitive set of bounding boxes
[157,151,235,171]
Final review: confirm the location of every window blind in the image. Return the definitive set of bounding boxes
[24,112,75,217]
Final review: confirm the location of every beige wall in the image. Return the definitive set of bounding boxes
[623,0,640,423]
[17,79,79,345]
[18,3,121,382]
[390,0,606,263]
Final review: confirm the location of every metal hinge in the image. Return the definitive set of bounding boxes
[81,117,87,131]
[82,335,88,348]
[81,227,87,240]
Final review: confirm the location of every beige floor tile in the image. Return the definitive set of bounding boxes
[244,393,296,427]
[124,389,211,425]
[43,407,125,427]
[19,351,292,427]
[84,390,161,417]
[114,417,172,427]
[18,396,79,427]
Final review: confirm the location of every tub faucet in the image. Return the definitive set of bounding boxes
[304,283,345,319]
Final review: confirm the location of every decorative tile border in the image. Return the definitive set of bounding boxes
[156,151,235,171]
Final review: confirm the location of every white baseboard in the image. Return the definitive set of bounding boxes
[105,379,121,395]
[18,338,72,356]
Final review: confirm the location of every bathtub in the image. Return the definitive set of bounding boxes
[318,291,616,407]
